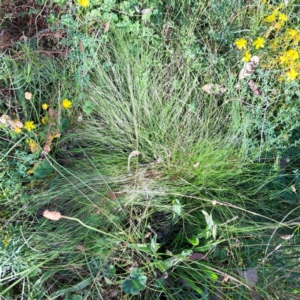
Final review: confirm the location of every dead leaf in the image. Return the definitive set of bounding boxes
[135,6,141,13]
[291,185,296,193]
[278,234,293,240]
[42,144,51,155]
[201,83,227,95]
[25,92,32,100]
[104,22,110,33]
[144,232,151,238]
[193,162,199,168]
[76,244,85,251]
[79,39,84,54]
[189,253,208,261]
[237,268,258,288]
[108,190,117,200]
[141,8,152,14]
[238,56,260,81]
[128,150,140,173]
[129,150,140,158]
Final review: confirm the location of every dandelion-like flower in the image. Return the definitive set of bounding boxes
[42,103,48,110]
[242,51,251,62]
[252,37,265,50]
[41,117,47,124]
[286,69,298,81]
[287,28,297,38]
[24,121,36,132]
[234,38,247,50]
[265,14,276,23]
[15,127,22,133]
[285,49,299,61]
[278,13,287,22]
[62,99,72,109]
[78,0,89,7]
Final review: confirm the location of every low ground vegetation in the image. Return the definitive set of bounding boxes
[0,0,300,299]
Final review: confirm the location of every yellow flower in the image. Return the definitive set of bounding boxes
[285,49,299,61]
[62,99,72,109]
[42,103,48,110]
[287,28,297,38]
[252,37,265,49]
[78,0,89,7]
[286,69,298,81]
[242,51,251,62]
[279,54,288,64]
[278,13,287,22]
[41,117,47,125]
[265,14,276,22]
[24,121,36,132]
[27,139,39,153]
[234,38,247,50]
[14,127,22,133]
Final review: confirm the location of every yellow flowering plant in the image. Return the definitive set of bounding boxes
[234,2,299,82]
[78,0,89,7]
[62,99,72,109]
[24,121,36,132]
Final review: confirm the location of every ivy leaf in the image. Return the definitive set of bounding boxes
[122,268,147,295]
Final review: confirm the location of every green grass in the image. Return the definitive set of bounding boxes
[1,0,300,299]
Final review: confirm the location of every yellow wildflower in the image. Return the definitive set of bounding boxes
[24,121,36,132]
[285,49,299,61]
[286,69,298,81]
[41,117,47,125]
[265,14,276,23]
[287,28,297,38]
[279,54,288,64]
[78,0,89,7]
[27,139,39,153]
[62,99,72,109]
[14,127,22,133]
[234,38,247,50]
[242,51,251,62]
[278,13,287,22]
[252,37,265,49]
[42,103,48,110]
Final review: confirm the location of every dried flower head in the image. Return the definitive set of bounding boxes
[43,210,63,221]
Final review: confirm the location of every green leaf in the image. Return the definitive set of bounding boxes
[128,243,152,254]
[194,240,225,252]
[50,277,93,297]
[153,278,165,289]
[82,100,94,115]
[122,268,147,295]
[172,199,182,224]
[33,160,53,179]
[183,277,203,294]
[188,235,199,246]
